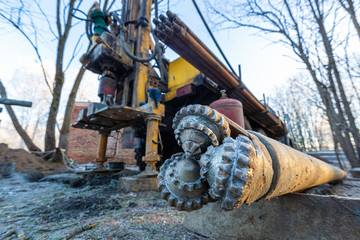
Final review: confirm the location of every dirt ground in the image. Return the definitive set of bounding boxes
[1,173,360,240]
[1,145,360,240]
[0,172,209,240]
[0,144,63,173]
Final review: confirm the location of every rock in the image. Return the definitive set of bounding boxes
[350,168,360,178]
[40,173,83,184]
[69,178,86,188]
[109,179,119,188]
[24,171,45,182]
[115,168,139,177]
[117,176,158,192]
[128,202,138,208]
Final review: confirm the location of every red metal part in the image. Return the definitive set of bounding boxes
[176,84,194,97]
[98,76,117,99]
[210,98,245,128]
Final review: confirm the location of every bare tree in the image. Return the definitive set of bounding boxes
[271,77,329,152]
[338,0,360,41]
[0,0,94,153]
[206,0,360,166]
[58,66,86,151]
[308,0,360,161]
[0,80,41,152]
[44,0,77,151]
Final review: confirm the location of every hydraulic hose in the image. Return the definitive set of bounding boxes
[119,0,159,62]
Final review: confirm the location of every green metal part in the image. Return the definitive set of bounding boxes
[90,9,108,35]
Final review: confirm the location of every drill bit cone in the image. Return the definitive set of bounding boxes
[158,105,231,211]
[158,153,211,211]
[173,105,231,157]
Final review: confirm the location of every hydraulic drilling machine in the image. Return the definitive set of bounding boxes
[73,0,346,211]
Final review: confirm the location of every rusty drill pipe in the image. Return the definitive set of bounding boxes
[201,132,347,211]
[162,28,267,113]
[153,14,284,136]
[158,105,347,211]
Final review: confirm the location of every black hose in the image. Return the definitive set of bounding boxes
[119,0,159,62]
[192,0,237,76]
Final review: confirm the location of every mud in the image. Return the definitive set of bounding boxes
[33,192,123,221]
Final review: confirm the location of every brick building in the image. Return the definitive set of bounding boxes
[67,102,136,165]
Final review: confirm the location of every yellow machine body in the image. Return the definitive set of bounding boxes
[165,57,201,102]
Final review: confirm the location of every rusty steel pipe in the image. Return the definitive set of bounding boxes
[153,13,285,136]
[157,26,281,134]
[249,131,347,200]
[166,11,221,61]
[154,20,238,92]
[160,25,237,90]
[158,105,347,211]
[159,12,243,88]
[201,132,347,211]
[154,20,236,93]
[161,34,261,115]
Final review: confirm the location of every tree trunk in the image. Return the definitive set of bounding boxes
[310,1,360,163]
[59,66,86,152]
[318,83,359,167]
[44,60,64,151]
[0,80,41,152]
[44,0,75,151]
[301,53,359,166]
[20,124,29,148]
[292,104,306,151]
[339,0,360,41]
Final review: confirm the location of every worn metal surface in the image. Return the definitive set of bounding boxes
[153,12,285,137]
[250,131,347,200]
[159,105,347,211]
[83,31,133,76]
[132,0,153,107]
[142,113,162,172]
[96,132,109,169]
[210,97,245,128]
[200,135,273,210]
[172,104,230,157]
[165,57,200,101]
[157,153,211,211]
[72,102,164,131]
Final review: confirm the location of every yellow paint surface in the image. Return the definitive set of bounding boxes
[165,57,200,101]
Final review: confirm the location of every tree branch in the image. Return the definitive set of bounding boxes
[0,79,41,152]
[0,11,53,95]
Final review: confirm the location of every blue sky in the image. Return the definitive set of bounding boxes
[0,0,310,149]
[0,0,303,101]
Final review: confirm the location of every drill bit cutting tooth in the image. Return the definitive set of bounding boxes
[173,105,230,156]
[157,153,211,211]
